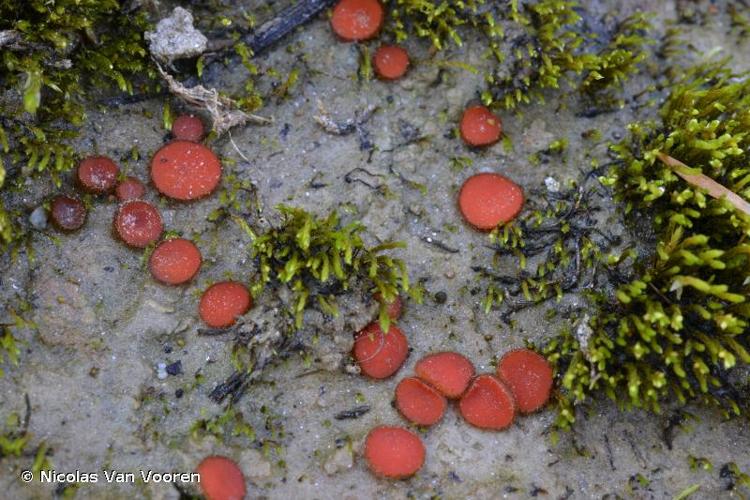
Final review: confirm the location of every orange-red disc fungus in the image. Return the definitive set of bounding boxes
[458,173,524,230]
[149,238,202,285]
[459,105,502,147]
[373,45,410,80]
[151,141,221,201]
[77,156,119,194]
[394,377,447,426]
[196,455,247,500]
[364,426,425,479]
[415,351,475,399]
[199,281,252,328]
[50,195,86,231]
[115,176,146,201]
[330,0,384,42]
[496,348,553,414]
[459,374,516,430]
[353,322,408,379]
[172,114,205,142]
[114,200,163,248]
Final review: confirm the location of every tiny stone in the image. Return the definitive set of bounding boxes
[175,388,184,398]
[156,363,168,380]
[29,206,48,230]
[545,176,560,193]
[434,291,448,304]
[444,269,456,279]
[144,7,208,63]
[166,360,183,376]
[323,445,354,475]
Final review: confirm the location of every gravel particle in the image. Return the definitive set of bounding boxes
[145,7,207,63]
[324,445,354,475]
[166,360,183,376]
[29,206,48,229]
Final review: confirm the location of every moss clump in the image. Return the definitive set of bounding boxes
[385,1,651,111]
[0,0,154,249]
[484,5,652,110]
[578,12,652,105]
[387,0,499,50]
[238,205,420,330]
[476,180,610,318]
[545,62,750,429]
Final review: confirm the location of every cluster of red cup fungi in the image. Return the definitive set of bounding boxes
[49,114,253,331]
[352,299,553,478]
[44,1,537,495]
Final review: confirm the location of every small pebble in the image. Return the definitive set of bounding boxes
[434,291,448,304]
[545,176,560,193]
[29,206,48,230]
[156,363,168,380]
[166,360,183,376]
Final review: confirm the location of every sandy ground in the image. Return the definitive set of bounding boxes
[1,1,749,499]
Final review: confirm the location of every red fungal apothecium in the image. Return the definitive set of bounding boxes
[364,426,425,479]
[199,281,252,328]
[458,173,524,230]
[496,348,553,414]
[172,114,205,142]
[196,455,247,500]
[374,292,403,320]
[415,351,475,399]
[115,176,146,201]
[353,322,409,379]
[149,238,202,285]
[459,374,516,430]
[150,141,221,201]
[459,105,502,147]
[77,155,119,194]
[114,200,163,248]
[395,377,447,426]
[50,195,86,231]
[330,0,384,42]
[374,45,410,80]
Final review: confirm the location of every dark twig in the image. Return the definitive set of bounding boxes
[334,405,371,420]
[420,236,460,254]
[207,0,337,56]
[344,167,385,191]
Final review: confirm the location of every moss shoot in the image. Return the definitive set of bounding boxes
[545,61,750,429]
[238,205,420,330]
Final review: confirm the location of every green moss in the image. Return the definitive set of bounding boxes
[579,12,652,106]
[545,61,750,429]
[190,406,255,442]
[485,5,652,110]
[386,1,651,111]
[477,180,607,318]
[237,205,420,330]
[386,0,496,50]
[0,412,29,457]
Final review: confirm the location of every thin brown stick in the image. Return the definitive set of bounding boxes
[656,152,750,216]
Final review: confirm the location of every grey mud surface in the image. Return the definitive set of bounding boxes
[1,1,749,499]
